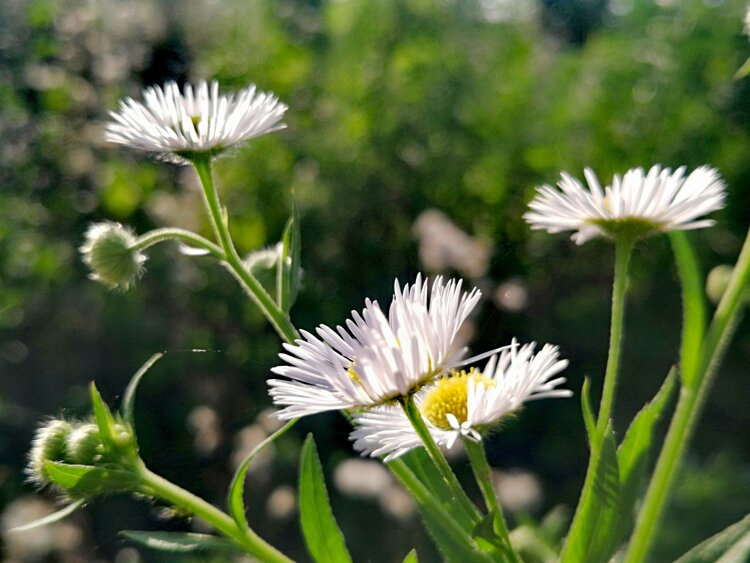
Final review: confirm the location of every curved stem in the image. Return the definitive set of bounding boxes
[624,227,750,563]
[191,156,298,343]
[399,396,480,524]
[463,437,521,563]
[595,235,634,441]
[130,228,224,258]
[136,463,293,563]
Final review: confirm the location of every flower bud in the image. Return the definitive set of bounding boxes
[706,264,734,304]
[65,423,103,465]
[28,420,73,484]
[80,222,146,290]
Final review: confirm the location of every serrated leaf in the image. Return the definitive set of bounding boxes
[44,461,138,497]
[560,423,620,563]
[674,513,750,563]
[299,435,352,563]
[228,418,297,530]
[90,382,119,450]
[402,548,419,563]
[121,531,243,553]
[611,369,677,548]
[9,499,85,532]
[277,198,301,313]
[580,378,595,445]
[121,353,164,429]
[670,232,706,388]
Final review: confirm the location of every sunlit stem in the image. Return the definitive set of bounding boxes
[191,155,298,343]
[624,227,750,563]
[130,228,224,259]
[136,462,293,562]
[399,395,480,524]
[463,437,522,563]
[595,235,635,441]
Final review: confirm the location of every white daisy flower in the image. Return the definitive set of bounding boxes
[105,80,287,164]
[524,165,725,245]
[268,275,485,419]
[350,340,571,461]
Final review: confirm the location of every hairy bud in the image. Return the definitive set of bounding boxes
[65,423,103,465]
[28,420,73,484]
[80,222,146,290]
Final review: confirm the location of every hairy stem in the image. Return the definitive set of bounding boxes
[130,227,224,258]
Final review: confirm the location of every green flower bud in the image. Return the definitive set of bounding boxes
[80,222,146,290]
[28,419,73,484]
[706,264,734,304]
[65,423,103,465]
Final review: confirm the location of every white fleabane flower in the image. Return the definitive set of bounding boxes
[268,275,483,419]
[350,341,571,461]
[105,80,287,164]
[524,165,725,245]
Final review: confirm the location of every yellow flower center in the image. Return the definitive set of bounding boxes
[420,369,495,430]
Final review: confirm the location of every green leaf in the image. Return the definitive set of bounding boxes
[89,382,119,450]
[560,423,620,563]
[298,434,352,563]
[670,232,706,388]
[121,353,164,429]
[675,513,750,562]
[580,378,595,445]
[9,499,85,532]
[611,368,677,548]
[228,418,297,530]
[735,56,750,80]
[277,197,301,313]
[121,531,243,553]
[402,548,419,563]
[472,512,516,562]
[44,461,138,497]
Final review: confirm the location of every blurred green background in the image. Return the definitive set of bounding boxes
[1,0,749,561]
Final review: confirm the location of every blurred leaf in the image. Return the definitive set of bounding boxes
[670,232,705,388]
[9,499,85,532]
[44,461,138,497]
[121,531,243,553]
[277,198,301,313]
[674,513,750,562]
[560,423,620,563]
[612,368,677,548]
[228,418,297,530]
[121,353,164,430]
[402,548,419,563]
[734,57,750,81]
[299,434,352,563]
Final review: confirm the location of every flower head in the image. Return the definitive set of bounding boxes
[350,340,571,460]
[80,222,146,290]
[524,165,725,245]
[105,80,287,164]
[268,275,482,419]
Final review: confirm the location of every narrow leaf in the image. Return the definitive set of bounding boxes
[121,531,243,553]
[44,461,138,496]
[611,368,677,548]
[402,548,419,563]
[228,418,297,530]
[580,378,595,444]
[9,499,85,532]
[560,423,620,563]
[735,56,750,80]
[299,434,352,563]
[121,353,164,429]
[675,513,750,563]
[89,382,119,449]
[277,198,301,313]
[472,512,517,562]
[670,232,706,388]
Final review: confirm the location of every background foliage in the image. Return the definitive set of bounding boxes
[0,0,749,561]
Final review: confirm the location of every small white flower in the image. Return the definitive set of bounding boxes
[350,341,571,461]
[524,165,725,245]
[267,275,484,419]
[105,80,287,163]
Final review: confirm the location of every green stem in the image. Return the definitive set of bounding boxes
[463,437,522,563]
[136,463,293,562]
[399,396,480,524]
[624,227,750,563]
[595,235,634,441]
[191,156,298,343]
[130,227,224,258]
